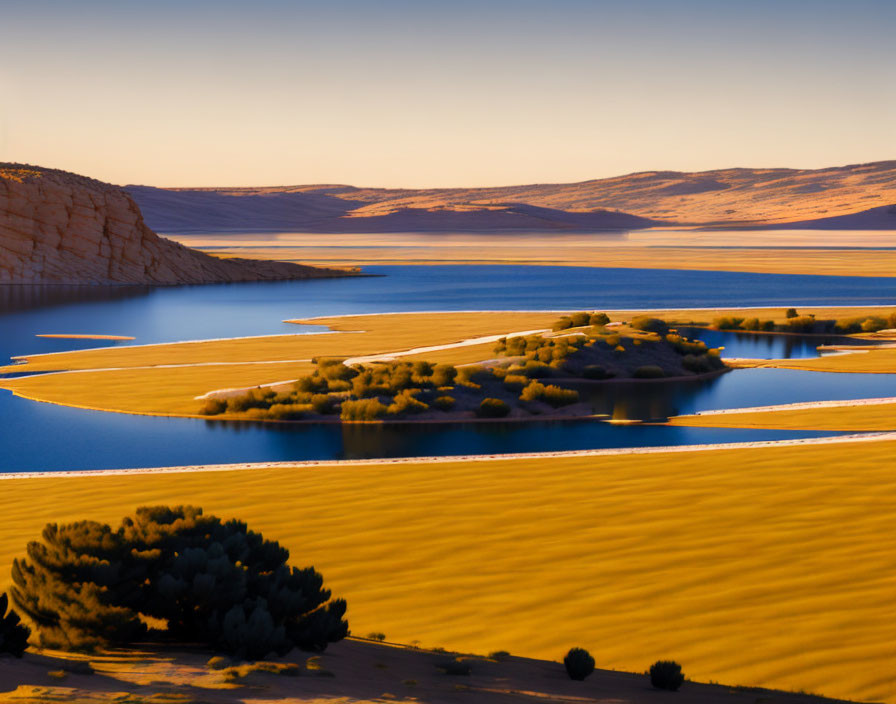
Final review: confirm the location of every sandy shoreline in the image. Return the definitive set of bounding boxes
[3,431,894,480]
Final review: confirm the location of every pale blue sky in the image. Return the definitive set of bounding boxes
[1,0,893,187]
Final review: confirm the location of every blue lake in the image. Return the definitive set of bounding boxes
[1,265,894,472]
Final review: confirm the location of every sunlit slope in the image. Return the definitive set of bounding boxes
[2,440,895,703]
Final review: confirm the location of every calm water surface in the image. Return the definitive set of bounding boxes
[2,265,894,472]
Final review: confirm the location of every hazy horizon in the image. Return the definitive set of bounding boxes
[2,0,894,188]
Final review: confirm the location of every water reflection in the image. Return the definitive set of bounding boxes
[678,326,865,359]
[0,285,152,314]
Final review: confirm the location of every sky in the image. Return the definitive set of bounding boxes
[0,0,893,188]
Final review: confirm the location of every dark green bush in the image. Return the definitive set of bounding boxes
[340,398,387,421]
[785,307,798,319]
[542,385,579,407]
[0,593,30,657]
[582,365,613,380]
[563,647,595,680]
[861,316,888,332]
[552,316,574,331]
[569,312,591,327]
[433,395,455,411]
[713,316,745,330]
[630,316,669,334]
[634,365,665,379]
[477,398,510,418]
[649,660,684,691]
[199,398,227,416]
[11,506,347,659]
[589,313,610,326]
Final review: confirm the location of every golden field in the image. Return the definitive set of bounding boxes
[1,440,895,703]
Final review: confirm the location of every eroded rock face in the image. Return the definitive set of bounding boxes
[0,164,348,284]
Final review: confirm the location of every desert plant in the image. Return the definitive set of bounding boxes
[785,307,798,318]
[476,398,510,418]
[649,660,684,691]
[340,398,387,421]
[589,312,610,326]
[630,316,669,334]
[367,632,386,641]
[11,506,347,659]
[432,395,456,411]
[563,647,595,680]
[199,398,227,416]
[0,593,30,658]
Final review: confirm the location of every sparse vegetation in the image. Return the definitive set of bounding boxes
[437,656,473,675]
[713,309,896,335]
[649,660,685,691]
[563,647,595,681]
[11,506,348,659]
[198,314,725,423]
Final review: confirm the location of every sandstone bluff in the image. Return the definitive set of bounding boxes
[0,164,352,284]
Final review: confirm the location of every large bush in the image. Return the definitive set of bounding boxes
[563,647,595,680]
[11,506,348,659]
[0,593,30,658]
[477,398,510,418]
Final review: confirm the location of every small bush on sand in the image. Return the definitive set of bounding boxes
[563,647,595,681]
[340,398,387,421]
[630,316,669,334]
[367,632,386,642]
[542,385,579,407]
[476,398,510,418]
[199,398,227,416]
[433,396,455,411]
[649,660,684,691]
[589,313,610,326]
[785,307,798,318]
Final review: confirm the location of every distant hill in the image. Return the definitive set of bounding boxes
[0,164,353,284]
[129,161,896,233]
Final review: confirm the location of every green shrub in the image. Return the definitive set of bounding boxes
[477,398,510,418]
[199,398,227,416]
[552,316,574,331]
[340,398,387,421]
[367,632,386,642]
[634,365,665,379]
[387,389,429,415]
[713,316,745,330]
[11,506,347,659]
[0,593,30,657]
[433,396,455,411]
[542,385,579,407]
[589,312,610,326]
[630,316,669,334]
[582,365,612,380]
[861,316,888,332]
[785,307,798,319]
[783,315,816,333]
[523,361,553,378]
[569,312,591,327]
[649,660,684,691]
[520,380,545,402]
[502,374,528,390]
[431,364,458,386]
[834,317,864,334]
[317,359,357,381]
[563,647,595,681]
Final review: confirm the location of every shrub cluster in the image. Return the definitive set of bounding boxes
[11,506,348,659]
[552,311,611,331]
[714,309,896,335]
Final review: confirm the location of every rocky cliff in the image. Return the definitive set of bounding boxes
[0,164,351,284]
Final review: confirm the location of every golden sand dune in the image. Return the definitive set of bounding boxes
[0,440,893,702]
